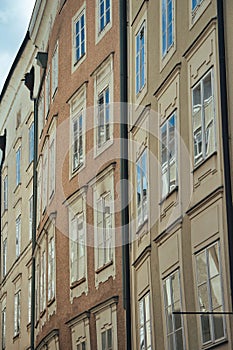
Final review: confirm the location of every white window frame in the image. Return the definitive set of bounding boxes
[29,122,34,164]
[2,307,6,349]
[138,293,152,350]
[16,215,21,258]
[70,213,86,284]
[163,270,185,350]
[135,21,146,95]
[40,250,46,312]
[52,42,58,97]
[72,111,84,172]
[72,6,86,69]
[101,327,113,350]
[3,175,8,211]
[45,68,50,117]
[161,0,174,57]
[160,112,177,198]
[29,195,33,240]
[14,291,21,336]
[48,236,55,301]
[16,147,21,186]
[192,69,216,166]
[28,277,32,324]
[42,142,48,213]
[136,149,148,229]
[97,86,110,149]
[3,238,7,277]
[195,241,226,345]
[98,0,111,33]
[96,192,113,269]
[49,131,56,198]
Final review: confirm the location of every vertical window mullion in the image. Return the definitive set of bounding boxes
[206,248,214,342]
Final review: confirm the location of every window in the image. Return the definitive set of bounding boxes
[42,144,48,213]
[35,261,40,321]
[29,122,34,163]
[192,70,215,165]
[74,10,85,63]
[40,250,46,312]
[16,147,21,186]
[3,175,8,211]
[3,239,7,277]
[195,242,225,344]
[97,87,110,148]
[16,216,21,258]
[136,23,146,95]
[52,43,58,97]
[2,308,6,349]
[136,150,148,228]
[101,328,112,350]
[96,193,113,268]
[38,93,44,137]
[49,134,56,197]
[192,0,203,11]
[70,214,85,283]
[72,112,83,172]
[48,237,55,301]
[162,0,174,57]
[99,0,111,32]
[77,342,86,350]
[161,113,177,198]
[14,291,21,336]
[139,293,152,350]
[28,277,32,324]
[29,196,33,240]
[45,69,50,117]
[163,271,185,350]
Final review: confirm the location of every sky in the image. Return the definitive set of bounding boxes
[0,0,36,93]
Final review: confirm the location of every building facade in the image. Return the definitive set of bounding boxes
[0,0,126,349]
[128,0,233,349]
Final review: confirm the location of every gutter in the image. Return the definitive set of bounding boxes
[217,0,233,309]
[119,1,132,349]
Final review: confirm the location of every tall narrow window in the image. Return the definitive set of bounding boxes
[42,145,48,213]
[136,23,145,95]
[52,43,58,97]
[163,271,185,350]
[74,11,85,63]
[136,150,148,228]
[192,70,215,165]
[14,291,21,336]
[97,87,110,148]
[72,112,83,171]
[40,250,46,312]
[195,242,225,345]
[2,307,6,349]
[99,0,111,32]
[139,293,152,350]
[3,175,8,211]
[162,0,174,56]
[29,196,33,240]
[77,342,87,350]
[48,237,55,301]
[35,262,40,322]
[101,328,112,350]
[45,69,50,117]
[161,113,177,198]
[49,135,56,197]
[97,193,113,268]
[16,216,21,258]
[28,277,32,324]
[70,214,85,283]
[3,239,7,277]
[29,122,34,163]
[38,93,44,137]
[16,147,21,186]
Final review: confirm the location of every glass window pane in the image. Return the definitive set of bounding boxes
[175,329,184,350]
[210,275,222,309]
[201,314,211,343]
[173,301,182,330]
[196,252,207,285]
[213,307,224,340]
[198,283,209,311]
[208,244,219,278]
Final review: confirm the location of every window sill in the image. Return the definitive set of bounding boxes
[72,53,86,73]
[136,219,148,236]
[96,260,113,274]
[14,183,22,194]
[96,22,112,44]
[13,333,20,342]
[70,277,86,289]
[40,309,46,318]
[47,297,55,307]
[201,338,228,349]
[94,139,114,159]
[26,161,33,173]
[159,186,178,205]
[192,151,217,173]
